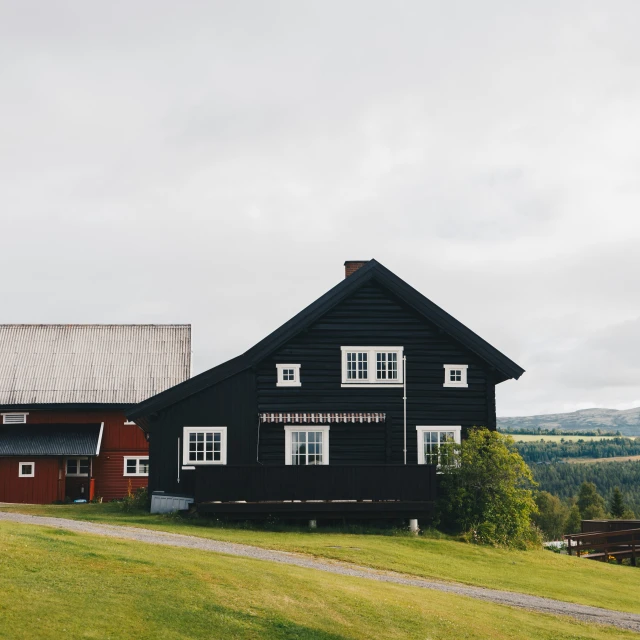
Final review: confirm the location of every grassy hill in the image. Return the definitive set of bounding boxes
[498,407,640,437]
[3,503,640,617]
[0,518,637,640]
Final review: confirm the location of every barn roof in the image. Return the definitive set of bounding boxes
[0,423,103,456]
[128,260,524,424]
[0,325,191,407]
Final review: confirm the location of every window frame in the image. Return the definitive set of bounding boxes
[2,412,28,424]
[276,363,302,387]
[284,425,330,466]
[123,456,150,477]
[340,347,404,386]
[182,427,228,466]
[66,457,90,477]
[19,461,35,478]
[416,426,461,467]
[443,364,468,388]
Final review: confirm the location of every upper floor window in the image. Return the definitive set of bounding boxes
[284,426,329,465]
[276,363,301,387]
[416,426,461,467]
[66,457,89,477]
[341,347,403,386]
[443,364,468,388]
[2,413,28,424]
[182,427,227,465]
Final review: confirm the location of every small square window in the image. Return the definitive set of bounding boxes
[276,364,301,387]
[443,365,468,388]
[19,462,35,478]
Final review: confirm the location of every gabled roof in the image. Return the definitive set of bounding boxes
[0,423,103,456]
[0,324,191,406]
[128,260,524,422]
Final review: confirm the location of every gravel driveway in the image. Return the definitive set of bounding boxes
[1,511,639,633]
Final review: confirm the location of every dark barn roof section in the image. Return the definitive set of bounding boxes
[0,423,104,456]
[128,259,525,426]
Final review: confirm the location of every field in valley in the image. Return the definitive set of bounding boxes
[511,434,626,443]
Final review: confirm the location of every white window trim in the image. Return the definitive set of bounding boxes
[2,412,28,424]
[284,425,330,465]
[276,363,302,387]
[19,461,35,478]
[123,456,149,477]
[340,347,403,386]
[443,364,468,388]
[66,457,89,477]
[416,426,462,465]
[182,426,228,466]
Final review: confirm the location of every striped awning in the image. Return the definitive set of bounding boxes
[260,412,385,424]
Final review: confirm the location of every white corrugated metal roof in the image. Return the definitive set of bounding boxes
[0,325,191,405]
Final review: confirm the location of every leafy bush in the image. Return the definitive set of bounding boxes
[118,486,149,512]
[437,427,539,548]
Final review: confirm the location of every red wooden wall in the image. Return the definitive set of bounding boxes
[0,457,63,504]
[1,409,150,503]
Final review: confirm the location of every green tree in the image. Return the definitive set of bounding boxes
[565,504,582,534]
[438,427,539,548]
[610,487,626,519]
[577,481,606,520]
[533,491,568,540]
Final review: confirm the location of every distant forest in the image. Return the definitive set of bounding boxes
[501,427,622,436]
[532,461,640,516]
[515,437,640,464]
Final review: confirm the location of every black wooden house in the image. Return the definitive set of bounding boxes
[127,260,524,519]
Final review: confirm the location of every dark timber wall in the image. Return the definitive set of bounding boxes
[148,369,257,495]
[257,281,495,465]
[147,280,497,494]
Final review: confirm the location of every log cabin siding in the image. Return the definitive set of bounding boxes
[256,281,493,465]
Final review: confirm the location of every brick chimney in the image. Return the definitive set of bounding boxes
[344,260,369,278]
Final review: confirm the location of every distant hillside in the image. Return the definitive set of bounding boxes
[498,407,640,437]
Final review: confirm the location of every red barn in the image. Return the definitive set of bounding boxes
[0,324,191,504]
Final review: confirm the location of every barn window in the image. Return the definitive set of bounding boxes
[182,427,227,465]
[2,413,28,424]
[284,426,329,465]
[123,457,149,476]
[443,364,468,388]
[341,347,403,385]
[276,363,301,387]
[416,426,461,467]
[66,458,89,477]
[19,462,35,477]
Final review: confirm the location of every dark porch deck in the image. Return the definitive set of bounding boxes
[194,464,437,519]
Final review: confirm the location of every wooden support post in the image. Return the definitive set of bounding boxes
[409,519,419,535]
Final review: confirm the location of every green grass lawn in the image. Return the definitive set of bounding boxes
[3,502,640,616]
[0,519,635,640]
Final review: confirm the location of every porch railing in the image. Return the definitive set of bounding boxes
[194,464,436,504]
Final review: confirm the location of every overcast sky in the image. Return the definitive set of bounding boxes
[1,2,639,417]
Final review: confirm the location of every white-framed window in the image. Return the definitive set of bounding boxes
[2,413,28,424]
[19,462,35,477]
[66,457,89,477]
[416,426,461,466]
[123,456,149,476]
[443,364,468,388]
[284,425,329,465]
[182,427,227,465]
[341,347,403,386]
[276,363,302,387]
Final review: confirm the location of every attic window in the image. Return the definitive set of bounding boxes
[2,413,28,424]
[443,365,468,388]
[276,364,301,387]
